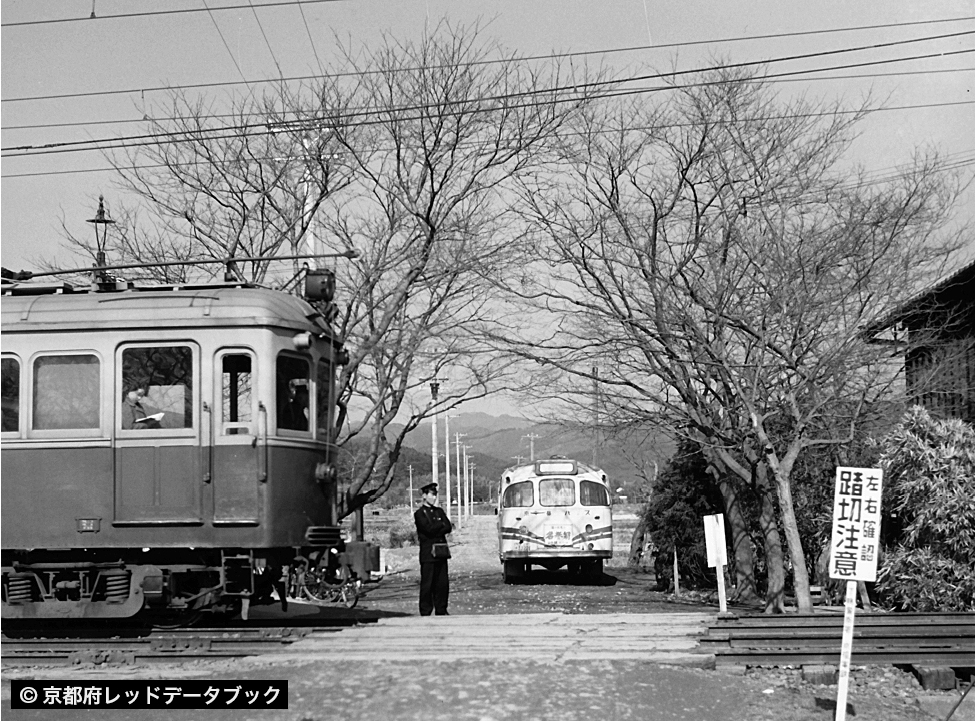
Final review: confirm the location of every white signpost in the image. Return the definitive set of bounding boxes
[703,513,728,614]
[828,466,884,721]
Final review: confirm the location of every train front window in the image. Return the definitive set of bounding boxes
[221,353,254,435]
[502,481,534,508]
[33,354,100,430]
[277,355,311,434]
[580,480,609,506]
[120,346,194,430]
[539,478,575,507]
[2,357,20,432]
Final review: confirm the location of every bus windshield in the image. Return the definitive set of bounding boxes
[539,478,575,507]
[502,481,534,508]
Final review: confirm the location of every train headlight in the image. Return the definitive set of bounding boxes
[585,524,593,534]
[293,332,314,349]
[587,543,594,550]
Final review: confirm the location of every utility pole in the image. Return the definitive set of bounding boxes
[522,433,539,461]
[592,367,599,466]
[409,465,414,507]
[511,455,525,466]
[468,462,476,514]
[454,432,467,521]
[430,381,446,514]
[444,413,455,529]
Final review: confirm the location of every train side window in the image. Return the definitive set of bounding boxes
[220,352,254,435]
[316,358,334,442]
[277,354,311,434]
[539,478,575,507]
[120,346,194,430]
[2,356,21,433]
[33,354,100,430]
[580,480,609,506]
[502,481,534,508]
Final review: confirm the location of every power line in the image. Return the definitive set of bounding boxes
[248,0,286,79]
[3,16,974,104]
[296,0,325,75]
[4,41,972,158]
[202,0,248,84]
[4,100,974,180]
[6,65,973,133]
[0,0,348,28]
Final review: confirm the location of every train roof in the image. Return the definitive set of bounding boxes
[502,458,607,483]
[1,281,337,338]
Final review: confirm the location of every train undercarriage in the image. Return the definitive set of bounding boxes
[1,534,378,625]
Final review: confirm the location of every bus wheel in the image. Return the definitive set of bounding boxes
[586,559,603,581]
[502,560,522,585]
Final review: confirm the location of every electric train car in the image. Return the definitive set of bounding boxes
[0,272,353,623]
[497,458,613,583]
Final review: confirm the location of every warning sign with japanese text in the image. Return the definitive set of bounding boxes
[829,466,883,582]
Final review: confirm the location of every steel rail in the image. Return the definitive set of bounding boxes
[700,611,975,667]
[0,626,341,667]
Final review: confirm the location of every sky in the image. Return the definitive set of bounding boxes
[1,0,973,274]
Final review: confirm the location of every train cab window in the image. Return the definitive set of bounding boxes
[539,478,575,507]
[277,355,311,433]
[33,354,100,430]
[120,346,193,430]
[502,481,534,508]
[220,353,254,435]
[2,357,21,433]
[580,480,610,506]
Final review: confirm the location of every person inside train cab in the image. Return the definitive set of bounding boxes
[414,482,453,616]
[121,386,162,430]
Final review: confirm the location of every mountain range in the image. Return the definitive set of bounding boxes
[379,411,675,505]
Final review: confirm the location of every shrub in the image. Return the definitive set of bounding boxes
[874,406,975,611]
[388,523,418,548]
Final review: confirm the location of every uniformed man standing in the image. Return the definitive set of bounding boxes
[414,482,453,616]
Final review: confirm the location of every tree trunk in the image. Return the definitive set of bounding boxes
[772,465,814,613]
[713,474,760,604]
[755,462,787,613]
[627,514,652,568]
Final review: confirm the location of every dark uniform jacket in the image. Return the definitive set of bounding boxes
[414,504,453,563]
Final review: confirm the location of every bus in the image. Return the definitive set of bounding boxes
[497,458,612,583]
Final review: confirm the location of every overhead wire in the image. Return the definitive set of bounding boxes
[202,0,249,84]
[3,16,974,104]
[248,0,286,79]
[6,65,973,133]
[4,101,974,180]
[4,39,973,158]
[0,0,348,28]
[296,0,326,75]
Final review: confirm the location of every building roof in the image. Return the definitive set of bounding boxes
[864,258,975,340]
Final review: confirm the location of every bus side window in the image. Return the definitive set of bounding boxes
[580,480,609,506]
[2,356,20,433]
[221,353,254,435]
[34,354,100,431]
[502,481,534,508]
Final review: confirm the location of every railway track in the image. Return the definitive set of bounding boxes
[0,626,342,667]
[700,611,975,667]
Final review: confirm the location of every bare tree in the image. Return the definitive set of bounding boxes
[308,22,604,520]
[78,22,601,524]
[502,66,966,612]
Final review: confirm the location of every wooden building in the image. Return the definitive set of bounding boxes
[866,260,975,425]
